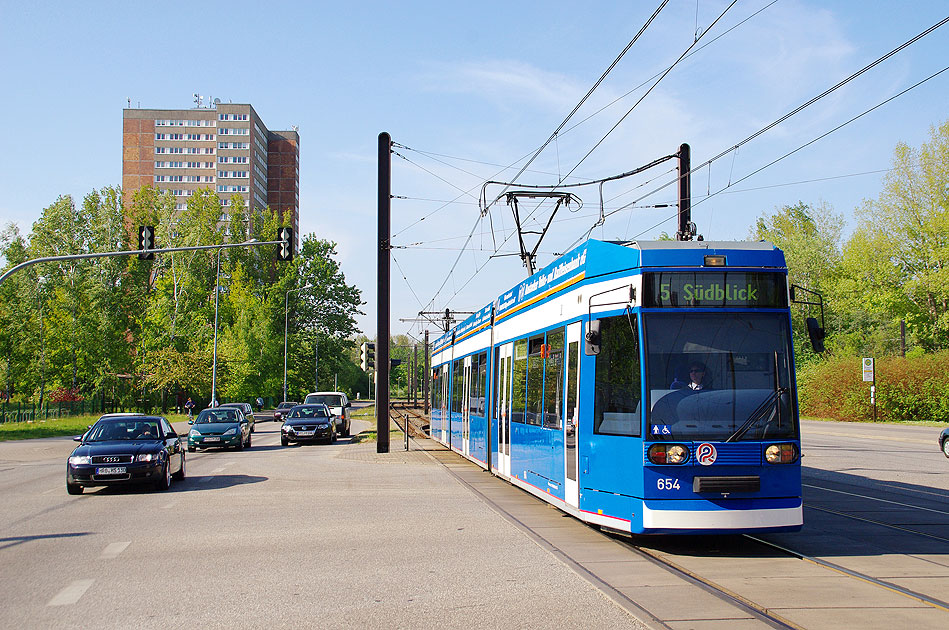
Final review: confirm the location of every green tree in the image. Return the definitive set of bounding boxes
[749,201,844,362]
[844,120,949,352]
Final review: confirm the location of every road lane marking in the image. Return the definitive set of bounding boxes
[100,541,130,559]
[48,579,94,606]
[211,467,225,474]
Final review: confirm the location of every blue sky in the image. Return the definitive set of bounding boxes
[2,1,948,339]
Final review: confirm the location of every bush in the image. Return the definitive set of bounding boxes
[798,352,949,422]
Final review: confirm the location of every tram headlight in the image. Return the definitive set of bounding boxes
[648,443,689,465]
[765,443,798,464]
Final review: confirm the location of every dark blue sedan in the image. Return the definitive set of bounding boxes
[941,427,949,458]
[67,414,186,494]
[280,404,337,445]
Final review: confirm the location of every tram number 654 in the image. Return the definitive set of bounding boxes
[657,478,681,490]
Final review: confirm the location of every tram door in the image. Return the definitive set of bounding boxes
[496,343,513,478]
[564,322,581,508]
[462,356,472,456]
[440,364,449,443]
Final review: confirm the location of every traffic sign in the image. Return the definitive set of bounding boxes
[862,357,874,382]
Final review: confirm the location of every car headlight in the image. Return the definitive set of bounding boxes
[765,443,798,464]
[189,429,199,437]
[136,452,159,462]
[316,422,329,428]
[647,443,690,465]
[68,455,91,466]
[281,424,289,432]
[223,427,237,436]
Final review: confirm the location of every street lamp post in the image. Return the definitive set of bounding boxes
[283,284,313,402]
[210,247,223,406]
[211,239,256,407]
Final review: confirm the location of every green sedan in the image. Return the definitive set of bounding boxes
[187,408,252,452]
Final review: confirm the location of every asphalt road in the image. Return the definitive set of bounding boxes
[0,416,648,630]
[1,417,947,629]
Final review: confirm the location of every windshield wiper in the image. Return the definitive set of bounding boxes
[725,387,788,443]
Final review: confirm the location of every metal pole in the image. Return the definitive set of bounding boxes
[423,330,430,415]
[211,247,222,406]
[284,284,313,403]
[0,238,275,286]
[377,132,391,453]
[412,344,418,407]
[283,289,290,403]
[676,143,692,241]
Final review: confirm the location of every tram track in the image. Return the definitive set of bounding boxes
[393,407,949,626]
[744,534,949,613]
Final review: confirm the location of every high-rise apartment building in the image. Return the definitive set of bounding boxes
[122,102,299,242]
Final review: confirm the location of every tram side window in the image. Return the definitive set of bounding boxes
[468,352,487,416]
[492,348,501,419]
[566,341,579,426]
[594,313,642,437]
[543,328,564,429]
[451,361,464,414]
[525,335,545,426]
[431,369,438,411]
[511,339,528,423]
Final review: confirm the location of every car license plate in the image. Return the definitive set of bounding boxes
[96,466,126,475]
[296,430,315,436]
[204,437,221,442]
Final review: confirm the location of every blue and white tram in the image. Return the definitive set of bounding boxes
[430,239,803,535]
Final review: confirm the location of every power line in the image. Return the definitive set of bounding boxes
[413,3,673,319]
[573,16,949,246]
[558,1,738,185]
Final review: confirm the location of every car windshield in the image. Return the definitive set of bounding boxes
[87,420,161,441]
[277,402,297,409]
[195,410,239,424]
[644,312,797,442]
[305,395,342,406]
[288,407,328,418]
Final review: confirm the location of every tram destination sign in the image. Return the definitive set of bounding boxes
[643,271,787,308]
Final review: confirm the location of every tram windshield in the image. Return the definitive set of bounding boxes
[644,312,796,442]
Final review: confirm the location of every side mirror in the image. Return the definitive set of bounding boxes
[188,419,194,425]
[166,431,178,439]
[73,435,83,442]
[806,317,826,353]
[346,402,352,407]
[584,319,601,356]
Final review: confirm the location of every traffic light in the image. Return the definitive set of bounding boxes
[360,342,376,371]
[277,227,294,261]
[137,226,156,260]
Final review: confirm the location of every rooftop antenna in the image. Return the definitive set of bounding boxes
[127,97,131,108]
[193,93,202,108]
[213,97,221,108]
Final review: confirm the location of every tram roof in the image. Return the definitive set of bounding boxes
[433,239,785,349]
